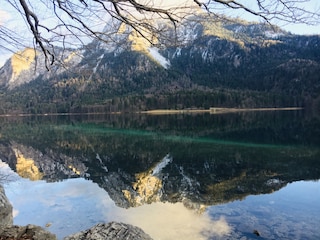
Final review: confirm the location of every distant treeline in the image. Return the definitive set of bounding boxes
[1,87,317,115]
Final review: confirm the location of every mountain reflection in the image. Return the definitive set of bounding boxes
[0,111,320,211]
[122,155,172,206]
[14,148,43,180]
[2,164,231,240]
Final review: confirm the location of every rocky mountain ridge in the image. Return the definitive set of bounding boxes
[0,16,290,89]
[0,14,320,113]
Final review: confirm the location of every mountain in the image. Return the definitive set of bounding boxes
[0,14,320,114]
[1,115,319,209]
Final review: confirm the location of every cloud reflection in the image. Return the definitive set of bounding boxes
[4,176,113,239]
[112,202,231,240]
[3,162,231,240]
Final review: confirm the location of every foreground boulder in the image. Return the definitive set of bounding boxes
[0,224,56,240]
[64,222,153,240]
[0,185,13,228]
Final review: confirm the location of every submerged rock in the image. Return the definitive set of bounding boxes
[64,222,153,240]
[0,185,13,227]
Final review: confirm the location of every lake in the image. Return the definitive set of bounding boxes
[0,110,320,239]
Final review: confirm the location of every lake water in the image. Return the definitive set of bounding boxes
[0,110,320,239]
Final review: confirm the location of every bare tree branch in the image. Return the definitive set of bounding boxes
[18,0,55,69]
[1,0,320,69]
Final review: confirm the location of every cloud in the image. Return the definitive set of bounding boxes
[114,202,232,240]
[151,0,196,8]
[0,10,10,25]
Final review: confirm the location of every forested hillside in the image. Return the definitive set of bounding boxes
[0,15,320,114]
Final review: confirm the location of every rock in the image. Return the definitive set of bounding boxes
[1,185,57,239]
[64,222,153,240]
[0,224,57,240]
[0,185,13,227]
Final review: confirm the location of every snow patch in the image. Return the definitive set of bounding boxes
[174,48,182,58]
[233,25,244,33]
[152,154,172,175]
[265,31,283,39]
[93,54,105,74]
[96,153,108,172]
[179,167,194,188]
[148,47,170,69]
[201,50,208,60]
[265,178,284,186]
[89,54,104,80]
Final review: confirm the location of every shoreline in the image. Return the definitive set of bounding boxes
[139,107,303,115]
[0,107,303,117]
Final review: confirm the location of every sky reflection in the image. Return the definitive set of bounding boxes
[2,160,320,240]
[3,160,229,240]
[4,178,111,239]
[115,203,231,240]
[208,180,320,239]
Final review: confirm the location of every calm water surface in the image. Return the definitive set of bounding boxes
[0,111,319,239]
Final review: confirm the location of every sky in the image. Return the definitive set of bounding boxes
[0,0,320,66]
